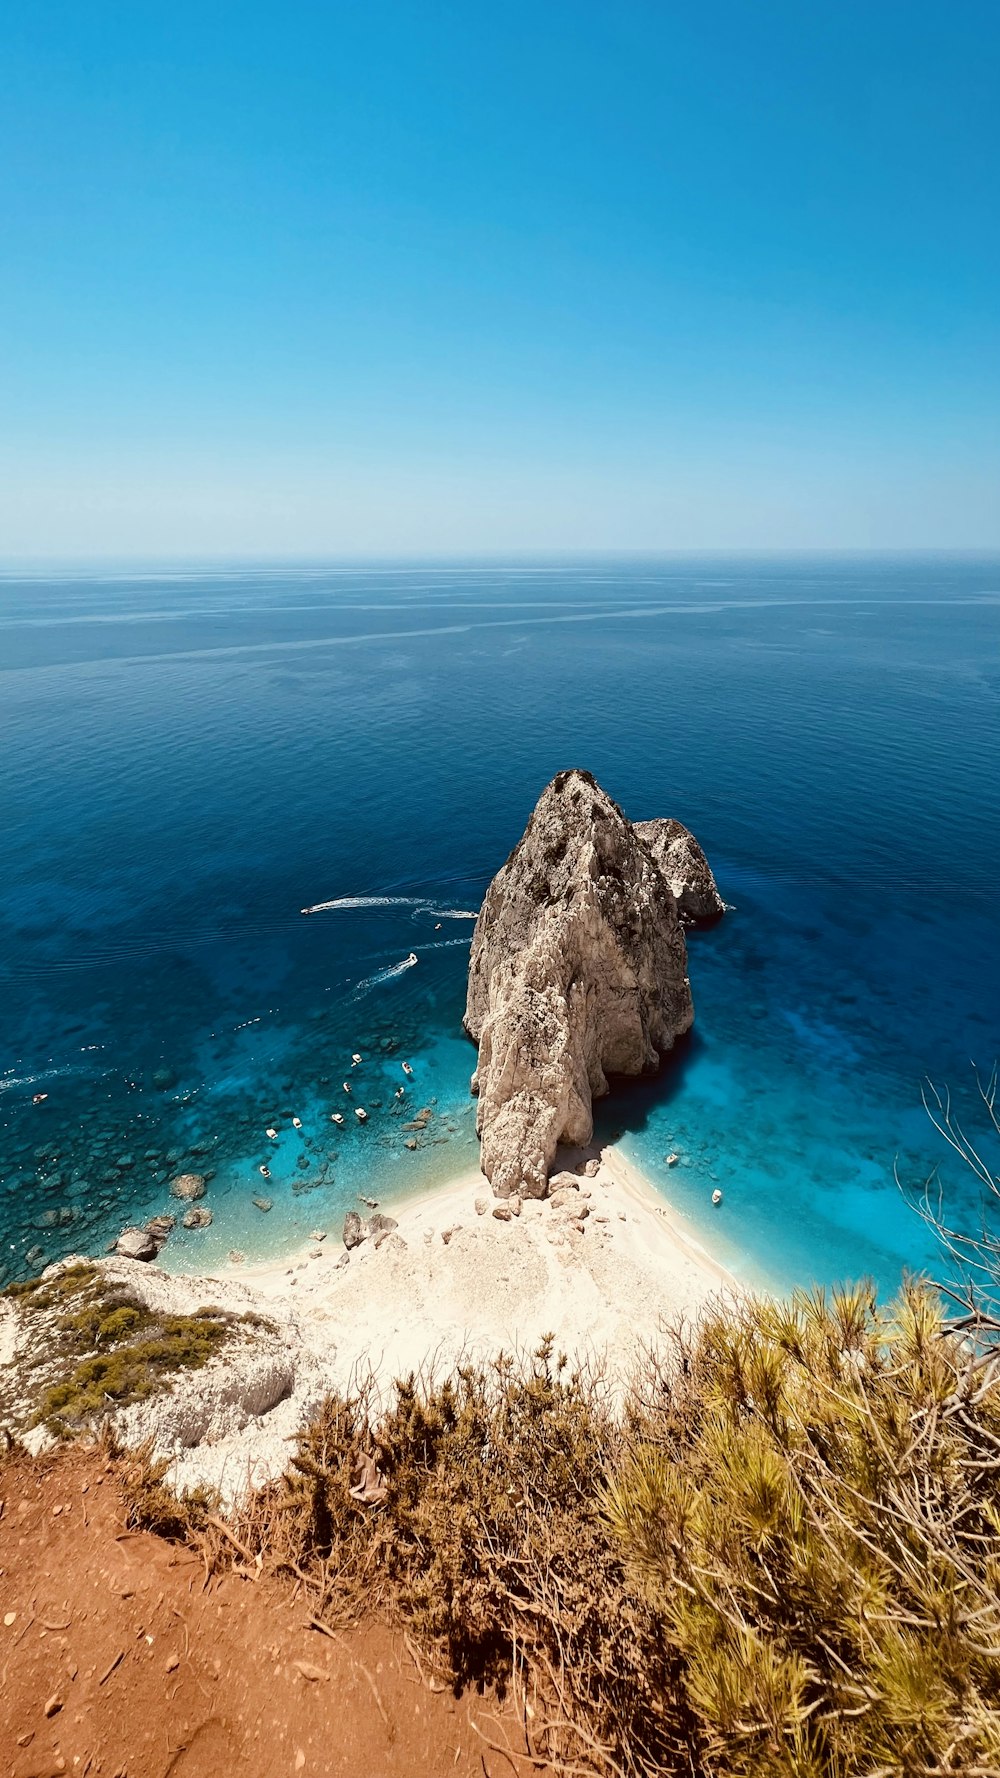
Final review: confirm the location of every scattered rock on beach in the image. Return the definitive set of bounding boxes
[115,1227,157,1261]
[549,1186,580,1211]
[145,1214,175,1250]
[342,1210,366,1250]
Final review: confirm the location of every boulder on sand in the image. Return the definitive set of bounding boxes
[115,1227,157,1261]
[342,1209,366,1250]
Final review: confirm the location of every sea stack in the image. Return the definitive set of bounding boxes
[464,770,723,1199]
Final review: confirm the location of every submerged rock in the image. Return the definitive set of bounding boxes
[182,1206,213,1230]
[170,1173,207,1202]
[465,770,721,1199]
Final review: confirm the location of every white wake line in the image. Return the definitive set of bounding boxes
[413,906,480,921]
[350,954,419,999]
[302,895,427,913]
[301,895,479,918]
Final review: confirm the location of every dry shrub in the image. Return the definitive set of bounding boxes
[232,1338,694,1775]
[117,1283,1000,1776]
[606,1280,1000,1777]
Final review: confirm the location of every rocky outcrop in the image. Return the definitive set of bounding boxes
[465,770,722,1199]
[343,1209,398,1252]
[632,818,724,925]
[115,1227,156,1261]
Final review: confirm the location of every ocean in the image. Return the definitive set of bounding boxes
[1,557,998,1296]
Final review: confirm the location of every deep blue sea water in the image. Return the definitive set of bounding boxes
[1,558,998,1296]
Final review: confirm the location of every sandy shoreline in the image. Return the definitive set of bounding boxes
[5,1145,739,1499]
[209,1142,734,1299]
[117,1140,737,1496]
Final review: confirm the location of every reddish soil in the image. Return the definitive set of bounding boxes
[0,1445,549,1778]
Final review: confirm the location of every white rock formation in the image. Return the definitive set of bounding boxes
[632,817,725,924]
[465,770,721,1199]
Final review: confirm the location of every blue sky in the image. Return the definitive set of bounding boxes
[1,2,997,554]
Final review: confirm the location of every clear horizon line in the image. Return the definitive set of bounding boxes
[2,545,999,569]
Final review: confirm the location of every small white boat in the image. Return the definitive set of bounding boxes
[343,1081,352,1094]
[711,1189,723,1206]
[401,1062,413,1077]
[394,1086,405,1099]
[351,1052,362,1066]
[407,952,418,965]
[331,1112,345,1125]
[354,1107,368,1122]
[265,1127,278,1140]
[259,1164,271,1179]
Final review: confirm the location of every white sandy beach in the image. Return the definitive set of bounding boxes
[105,1142,737,1499]
[217,1140,733,1370]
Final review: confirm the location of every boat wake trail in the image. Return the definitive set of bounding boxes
[301,893,480,921]
[301,895,427,914]
[350,953,419,1000]
[417,907,480,922]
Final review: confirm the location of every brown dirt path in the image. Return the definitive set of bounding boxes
[0,1445,549,1778]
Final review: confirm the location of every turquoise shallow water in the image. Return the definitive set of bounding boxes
[1,558,998,1294]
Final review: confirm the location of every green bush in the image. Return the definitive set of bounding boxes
[4,1262,258,1435]
[219,1288,1000,1775]
[606,1281,1000,1776]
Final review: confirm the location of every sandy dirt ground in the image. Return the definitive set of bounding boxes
[0,1443,552,1778]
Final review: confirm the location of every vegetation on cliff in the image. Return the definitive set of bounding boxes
[2,1262,271,1435]
[118,1277,999,1778]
